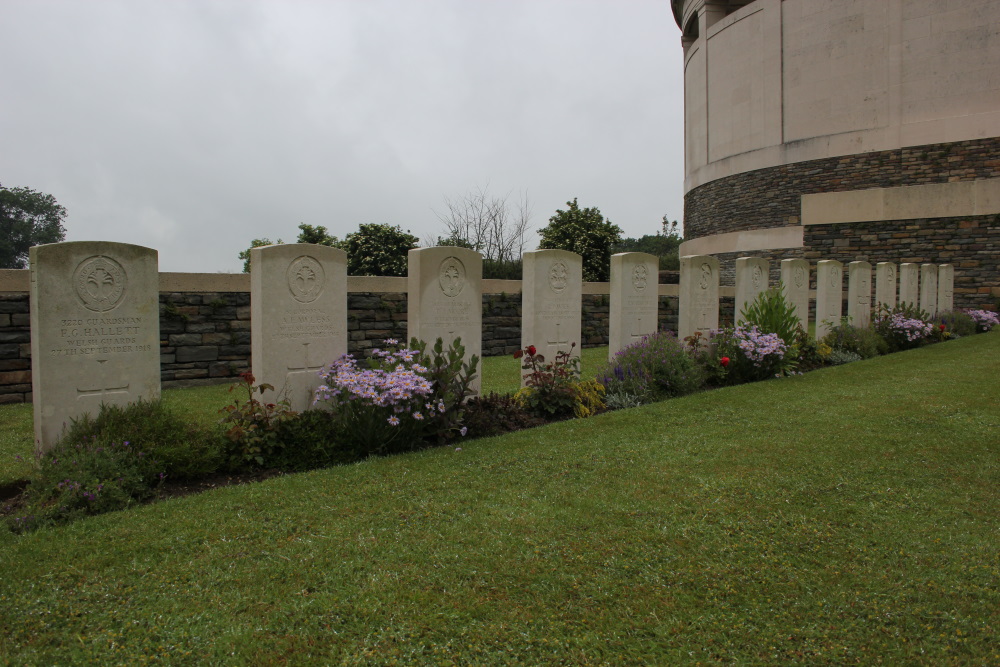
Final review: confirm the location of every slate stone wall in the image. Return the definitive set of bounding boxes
[0,288,682,402]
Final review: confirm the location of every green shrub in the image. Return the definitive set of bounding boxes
[219,372,299,470]
[711,325,794,384]
[828,350,863,365]
[739,283,800,345]
[514,344,583,418]
[10,438,165,534]
[873,303,935,352]
[62,399,223,480]
[935,310,978,337]
[462,392,545,438]
[821,319,887,359]
[599,331,705,403]
[264,409,361,470]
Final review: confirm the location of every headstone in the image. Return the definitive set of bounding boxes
[815,259,843,340]
[521,250,582,376]
[609,253,659,359]
[779,259,809,330]
[30,242,160,452]
[937,264,954,313]
[899,263,919,307]
[734,257,769,323]
[407,246,482,394]
[847,261,873,328]
[875,262,897,310]
[919,264,938,316]
[250,243,347,412]
[679,254,720,344]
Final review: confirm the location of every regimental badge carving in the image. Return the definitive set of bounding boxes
[548,261,568,293]
[699,263,712,290]
[286,256,325,303]
[829,267,840,288]
[886,265,895,282]
[751,264,764,290]
[74,256,127,312]
[793,265,806,288]
[632,264,648,291]
[438,256,466,298]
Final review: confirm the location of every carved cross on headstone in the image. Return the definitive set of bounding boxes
[630,314,647,340]
[285,341,325,377]
[77,382,130,401]
[547,322,569,348]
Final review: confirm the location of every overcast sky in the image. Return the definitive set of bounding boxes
[1,0,684,273]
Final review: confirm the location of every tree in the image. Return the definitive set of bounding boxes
[434,184,531,279]
[341,223,418,277]
[538,198,623,282]
[614,216,683,270]
[0,183,67,269]
[238,238,282,273]
[295,223,339,247]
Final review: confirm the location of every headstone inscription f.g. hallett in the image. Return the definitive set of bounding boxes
[407,246,482,394]
[678,254,720,344]
[251,243,347,412]
[609,252,658,360]
[30,241,160,452]
[521,249,582,377]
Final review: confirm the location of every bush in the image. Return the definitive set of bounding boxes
[828,350,863,365]
[711,325,793,384]
[462,392,545,438]
[314,337,478,456]
[965,309,1000,332]
[10,438,165,534]
[63,399,223,480]
[599,331,705,403]
[935,310,978,337]
[740,284,801,346]
[264,409,360,470]
[514,344,582,418]
[821,320,887,359]
[873,303,934,352]
[219,372,298,470]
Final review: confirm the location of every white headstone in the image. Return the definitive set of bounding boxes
[407,247,482,394]
[779,259,809,330]
[521,250,582,375]
[735,257,769,323]
[847,261,873,328]
[875,262,897,310]
[899,263,919,307]
[679,254,720,344]
[30,242,161,452]
[919,264,938,316]
[250,243,347,412]
[815,259,843,340]
[609,253,659,359]
[937,264,954,313]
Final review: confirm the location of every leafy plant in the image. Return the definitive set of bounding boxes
[711,324,793,384]
[964,309,1000,332]
[873,303,934,352]
[828,349,863,365]
[740,283,800,346]
[219,371,298,468]
[934,310,977,337]
[462,392,545,438]
[514,343,583,418]
[821,319,887,359]
[599,330,705,403]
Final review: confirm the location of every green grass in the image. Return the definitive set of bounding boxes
[1,335,998,664]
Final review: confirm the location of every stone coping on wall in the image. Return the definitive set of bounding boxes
[0,270,685,297]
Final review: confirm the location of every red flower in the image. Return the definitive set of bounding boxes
[720,356,730,368]
[527,345,537,356]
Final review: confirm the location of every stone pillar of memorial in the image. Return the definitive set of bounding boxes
[919,264,939,316]
[521,249,582,377]
[678,254,719,345]
[899,263,919,307]
[780,259,809,331]
[30,241,161,452]
[608,253,658,360]
[937,264,954,314]
[875,262,897,310]
[250,243,347,412]
[815,259,843,340]
[407,246,482,394]
[847,261,873,328]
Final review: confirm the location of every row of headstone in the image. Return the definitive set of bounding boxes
[679,255,954,341]
[28,242,659,451]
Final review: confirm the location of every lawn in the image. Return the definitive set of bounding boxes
[0,334,997,664]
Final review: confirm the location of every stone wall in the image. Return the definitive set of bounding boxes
[0,287,682,403]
